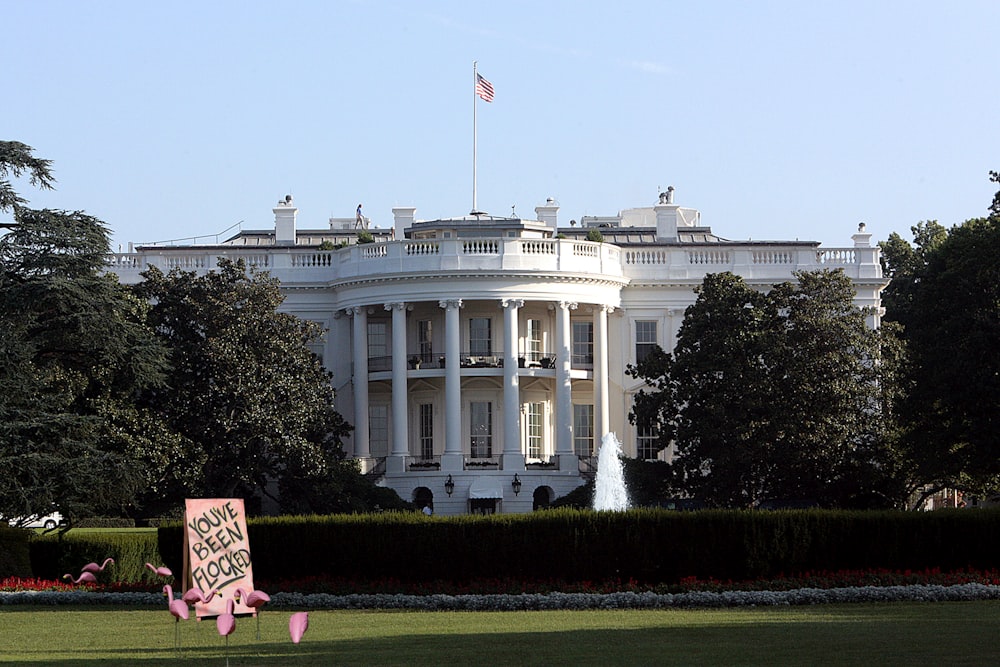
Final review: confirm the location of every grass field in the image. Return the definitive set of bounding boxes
[2,601,1000,665]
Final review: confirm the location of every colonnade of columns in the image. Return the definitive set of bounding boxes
[345,298,614,471]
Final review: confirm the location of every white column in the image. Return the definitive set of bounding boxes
[554,301,577,460]
[440,299,464,470]
[350,306,370,458]
[387,302,409,464]
[501,298,524,470]
[594,305,612,440]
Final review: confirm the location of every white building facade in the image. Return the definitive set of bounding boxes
[109,193,886,516]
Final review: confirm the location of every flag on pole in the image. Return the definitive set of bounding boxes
[475,73,495,103]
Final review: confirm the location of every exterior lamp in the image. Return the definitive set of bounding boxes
[512,474,522,496]
[444,475,455,496]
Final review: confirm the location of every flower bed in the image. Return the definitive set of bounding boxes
[3,584,1000,610]
[4,569,1000,609]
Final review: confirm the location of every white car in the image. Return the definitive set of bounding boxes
[8,512,63,529]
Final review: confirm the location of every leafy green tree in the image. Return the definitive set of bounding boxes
[134,259,361,512]
[0,145,170,524]
[894,216,1000,500]
[878,220,947,326]
[630,270,900,508]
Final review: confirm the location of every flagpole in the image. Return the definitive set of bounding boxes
[472,61,478,215]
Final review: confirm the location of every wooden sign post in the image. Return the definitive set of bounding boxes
[182,498,255,619]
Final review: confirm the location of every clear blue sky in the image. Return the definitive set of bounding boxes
[5,1,998,250]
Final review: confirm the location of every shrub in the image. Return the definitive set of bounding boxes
[0,525,32,578]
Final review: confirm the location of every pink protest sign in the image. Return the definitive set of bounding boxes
[183,498,255,619]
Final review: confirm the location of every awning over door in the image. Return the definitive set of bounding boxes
[468,477,504,499]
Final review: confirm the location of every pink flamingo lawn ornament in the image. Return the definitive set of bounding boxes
[235,587,270,640]
[181,587,219,605]
[162,585,189,650]
[81,557,114,574]
[144,562,173,578]
[289,612,309,644]
[217,598,237,667]
[62,571,97,585]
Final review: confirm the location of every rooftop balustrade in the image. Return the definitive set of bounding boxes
[106,236,881,285]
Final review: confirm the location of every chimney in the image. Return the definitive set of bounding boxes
[852,222,872,247]
[393,206,416,238]
[274,195,297,245]
[654,187,679,241]
[534,197,559,231]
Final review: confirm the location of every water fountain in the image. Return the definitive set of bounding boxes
[593,432,630,511]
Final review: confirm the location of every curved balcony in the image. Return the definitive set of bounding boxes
[106,237,623,286]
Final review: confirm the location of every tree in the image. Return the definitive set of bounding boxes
[629,270,900,508]
[0,141,55,213]
[0,147,170,523]
[878,220,947,326]
[878,173,1000,506]
[134,259,359,512]
[893,216,1000,499]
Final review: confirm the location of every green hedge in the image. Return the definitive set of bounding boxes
[29,530,163,583]
[22,509,1000,585]
[0,525,32,578]
[155,509,1000,585]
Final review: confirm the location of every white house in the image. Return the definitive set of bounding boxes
[108,191,886,515]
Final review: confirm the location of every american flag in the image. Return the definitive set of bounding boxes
[475,73,495,103]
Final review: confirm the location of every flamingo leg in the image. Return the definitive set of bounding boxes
[174,617,180,651]
[256,612,261,641]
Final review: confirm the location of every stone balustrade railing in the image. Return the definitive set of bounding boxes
[106,238,880,285]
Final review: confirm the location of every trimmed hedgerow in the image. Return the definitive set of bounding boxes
[155,507,1000,586]
[29,531,161,583]
[26,508,1000,586]
[0,525,32,578]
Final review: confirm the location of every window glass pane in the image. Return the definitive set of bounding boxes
[418,320,433,361]
[572,321,593,365]
[469,317,492,357]
[527,402,543,459]
[573,404,594,457]
[527,319,542,362]
[368,321,388,357]
[635,320,657,362]
[637,424,658,460]
[419,403,433,459]
[369,404,389,457]
[470,401,493,458]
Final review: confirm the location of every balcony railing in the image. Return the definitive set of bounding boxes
[366,352,564,372]
[407,456,442,471]
[465,459,500,470]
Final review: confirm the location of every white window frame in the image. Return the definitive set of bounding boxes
[635,320,658,363]
[526,402,544,460]
[418,403,434,459]
[573,404,594,457]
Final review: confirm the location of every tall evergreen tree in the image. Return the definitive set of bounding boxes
[0,143,170,522]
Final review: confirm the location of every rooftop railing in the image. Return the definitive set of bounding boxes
[106,237,880,285]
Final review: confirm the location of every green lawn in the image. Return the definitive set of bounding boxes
[2,601,999,665]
